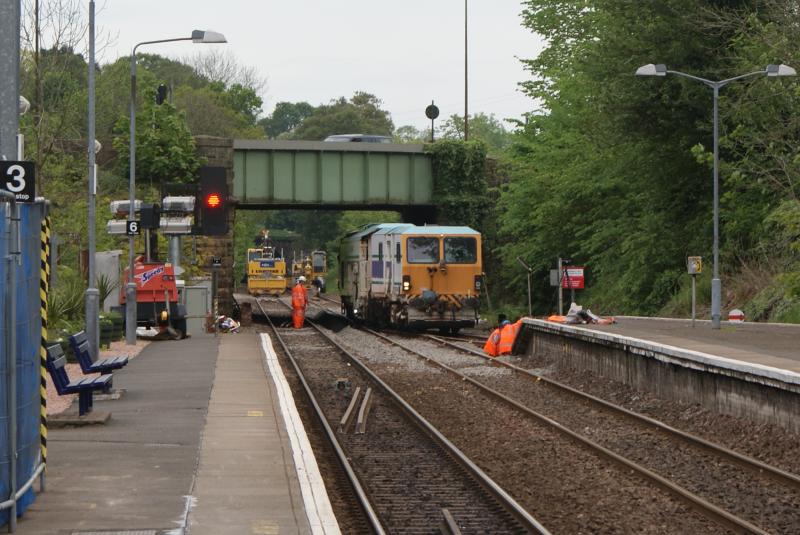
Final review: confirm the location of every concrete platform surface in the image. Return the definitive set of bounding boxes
[13,330,326,535]
[186,331,314,535]
[582,317,800,373]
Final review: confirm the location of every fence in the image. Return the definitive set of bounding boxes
[0,199,47,529]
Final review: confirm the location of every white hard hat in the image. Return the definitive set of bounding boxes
[298,276,306,282]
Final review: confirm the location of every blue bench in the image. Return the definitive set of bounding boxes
[69,330,129,375]
[45,344,112,416]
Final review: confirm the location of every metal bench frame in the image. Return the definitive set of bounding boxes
[69,330,129,375]
[45,344,112,416]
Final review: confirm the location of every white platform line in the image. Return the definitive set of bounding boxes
[260,333,341,535]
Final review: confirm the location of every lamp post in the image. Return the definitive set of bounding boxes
[86,0,99,359]
[125,29,227,345]
[635,63,796,329]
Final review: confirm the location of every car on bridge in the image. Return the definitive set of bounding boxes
[324,134,392,143]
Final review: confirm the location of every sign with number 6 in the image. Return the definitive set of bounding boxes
[0,161,36,202]
[126,220,141,235]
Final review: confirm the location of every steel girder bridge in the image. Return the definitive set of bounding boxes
[232,140,436,222]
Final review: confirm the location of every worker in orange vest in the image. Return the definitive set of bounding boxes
[498,319,523,355]
[483,321,507,357]
[291,276,309,329]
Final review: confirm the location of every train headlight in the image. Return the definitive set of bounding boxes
[474,275,484,292]
[402,275,411,292]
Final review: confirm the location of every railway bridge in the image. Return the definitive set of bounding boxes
[194,136,439,314]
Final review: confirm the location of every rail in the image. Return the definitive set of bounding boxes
[267,297,551,534]
[365,327,772,535]
[424,334,800,491]
[254,298,386,535]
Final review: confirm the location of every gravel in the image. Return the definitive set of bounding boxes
[320,325,725,534]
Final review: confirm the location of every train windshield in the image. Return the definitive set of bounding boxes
[444,237,477,264]
[248,250,260,262]
[312,252,326,272]
[407,237,439,263]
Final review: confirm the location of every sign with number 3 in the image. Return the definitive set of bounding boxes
[0,161,36,202]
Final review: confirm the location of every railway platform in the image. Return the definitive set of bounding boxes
[518,316,800,433]
[587,316,800,372]
[14,331,329,534]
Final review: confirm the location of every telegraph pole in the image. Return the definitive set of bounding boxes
[464,0,469,141]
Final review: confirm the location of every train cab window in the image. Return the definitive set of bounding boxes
[444,237,477,263]
[395,242,401,262]
[312,252,325,272]
[248,250,260,262]
[407,237,439,263]
[378,243,383,261]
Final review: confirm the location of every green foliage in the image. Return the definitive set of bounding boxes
[48,267,86,329]
[96,273,120,310]
[292,92,394,140]
[426,140,489,229]
[260,101,316,138]
[439,113,513,154]
[112,92,202,185]
[496,0,765,315]
[394,125,427,143]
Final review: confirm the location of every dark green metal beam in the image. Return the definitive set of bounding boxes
[233,140,434,208]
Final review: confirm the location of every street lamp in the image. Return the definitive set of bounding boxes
[125,29,227,345]
[636,62,795,329]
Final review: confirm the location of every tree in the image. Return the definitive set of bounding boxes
[174,85,263,138]
[497,0,752,314]
[292,92,394,140]
[112,88,201,186]
[184,49,267,94]
[394,125,427,143]
[259,101,316,138]
[439,113,513,153]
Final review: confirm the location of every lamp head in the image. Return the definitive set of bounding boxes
[94,139,103,154]
[766,64,796,77]
[192,30,227,44]
[635,63,667,77]
[19,95,30,116]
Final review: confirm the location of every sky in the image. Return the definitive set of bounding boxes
[96,0,544,132]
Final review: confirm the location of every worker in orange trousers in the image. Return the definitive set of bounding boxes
[291,276,309,329]
[498,319,523,355]
[483,321,506,357]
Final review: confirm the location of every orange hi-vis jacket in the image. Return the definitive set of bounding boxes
[291,283,308,309]
[483,328,501,357]
[498,320,523,355]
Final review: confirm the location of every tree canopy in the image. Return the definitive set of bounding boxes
[292,92,394,140]
[495,0,800,319]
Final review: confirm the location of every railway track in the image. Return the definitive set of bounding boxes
[255,297,548,534]
[298,294,800,531]
[362,329,800,534]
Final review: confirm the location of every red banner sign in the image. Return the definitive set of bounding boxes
[561,266,585,289]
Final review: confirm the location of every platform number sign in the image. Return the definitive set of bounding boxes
[126,220,141,235]
[0,161,36,202]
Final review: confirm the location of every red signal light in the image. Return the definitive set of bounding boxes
[205,193,222,208]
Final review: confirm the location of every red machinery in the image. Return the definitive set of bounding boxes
[118,257,188,339]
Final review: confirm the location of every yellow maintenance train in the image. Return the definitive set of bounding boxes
[246,245,288,296]
[338,223,482,331]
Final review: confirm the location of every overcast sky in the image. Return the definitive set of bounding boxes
[98,1,544,131]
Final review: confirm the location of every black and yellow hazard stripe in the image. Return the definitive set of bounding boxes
[39,216,51,468]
